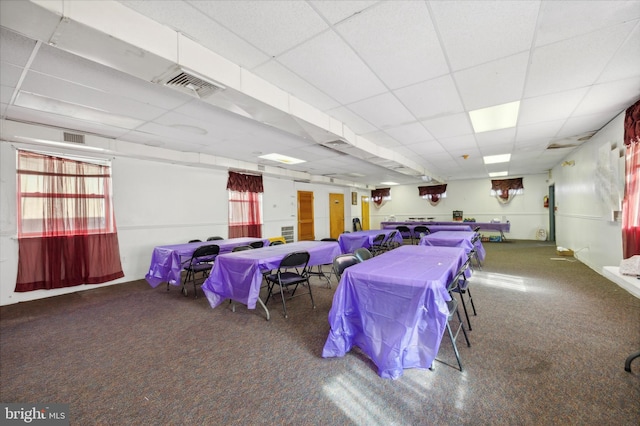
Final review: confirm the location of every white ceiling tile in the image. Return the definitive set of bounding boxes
[310,0,380,25]
[438,134,478,152]
[252,60,340,111]
[405,140,448,156]
[0,27,37,67]
[1,85,14,104]
[30,43,192,110]
[516,120,565,143]
[475,128,516,147]
[574,78,640,117]
[430,0,539,71]
[119,1,270,69]
[421,113,473,139]
[360,130,401,148]
[335,1,448,89]
[599,23,640,83]
[385,122,434,145]
[556,112,615,138]
[19,71,167,121]
[190,0,328,57]
[455,52,529,111]
[0,62,22,87]
[535,1,640,47]
[347,92,415,129]
[519,88,589,125]
[6,104,131,138]
[326,105,376,134]
[394,75,464,121]
[525,21,636,97]
[278,30,387,104]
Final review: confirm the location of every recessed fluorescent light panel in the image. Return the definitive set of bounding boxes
[469,101,520,133]
[489,171,509,177]
[380,181,399,185]
[259,153,306,164]
[483,154,511,164]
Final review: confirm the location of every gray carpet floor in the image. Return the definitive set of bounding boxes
[1,240,639,425]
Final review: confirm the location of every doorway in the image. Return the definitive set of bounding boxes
[548,184,555,242]
[297,191,315,241]
[329,193,345,239]
[361,196,370,230]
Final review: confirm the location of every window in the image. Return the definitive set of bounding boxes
[623,100,640,258]
[15,150,124,291]
[227,171,263,238]
[17,151,114,237]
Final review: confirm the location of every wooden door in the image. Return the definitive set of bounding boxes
[297,191,315,241]
[329,193,345,239]
[361,196,370,230]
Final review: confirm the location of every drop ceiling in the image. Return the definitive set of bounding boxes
[1,0,639,187]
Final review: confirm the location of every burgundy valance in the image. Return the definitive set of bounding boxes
[371,188,391,206]
[491,178,524,200]
[624,99,640,146]
[418,184,447,196]
[227,171,264,193]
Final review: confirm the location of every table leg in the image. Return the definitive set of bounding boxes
[256,297,270,321]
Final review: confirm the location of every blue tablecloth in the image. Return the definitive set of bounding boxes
[322,245,467,379]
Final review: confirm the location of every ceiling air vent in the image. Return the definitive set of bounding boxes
[153,67,225,99]
[63,132,84,144]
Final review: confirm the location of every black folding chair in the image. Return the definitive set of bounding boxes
[332,254,359,281]
[264,251,315,318]
[182,244,220,298]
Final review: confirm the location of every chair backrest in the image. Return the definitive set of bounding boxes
[333,254,359,280]
[371,233,385,245]
[352,218,363,232]
[232,245,253,252]
[191,244,220,264]
[321,238,338,242]
[354,248,372,262]
[188,239,202,243]
[473,226,481,233]
[249,241,264,248]
[396,225,410,234]
[207,236,224,241]
[270,240,284,246]
[413,226,429,238]
[279,251,311,271]
[383,230,398,247]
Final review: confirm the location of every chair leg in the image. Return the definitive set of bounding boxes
[307,279,316,309]
[457,290,472,331]
[279,283,288,319]
[446,322,464,371]
[467,287,477,316]
[455,305,471,347]
[625,350,640,372]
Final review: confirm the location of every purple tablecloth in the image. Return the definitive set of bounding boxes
[202,241,341,310]
[381,221,509,236]
[145,237,270,287]
[419,231,486,263]
[322,245,467,379]
[338,229,403,253]
[383,224,473,233]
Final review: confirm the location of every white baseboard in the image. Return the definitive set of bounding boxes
[603,266,640,299]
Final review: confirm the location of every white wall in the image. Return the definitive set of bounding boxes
[551,113,625,271]
[368,174,550,241]
[0,111,630,305]
[0,140,357,306]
